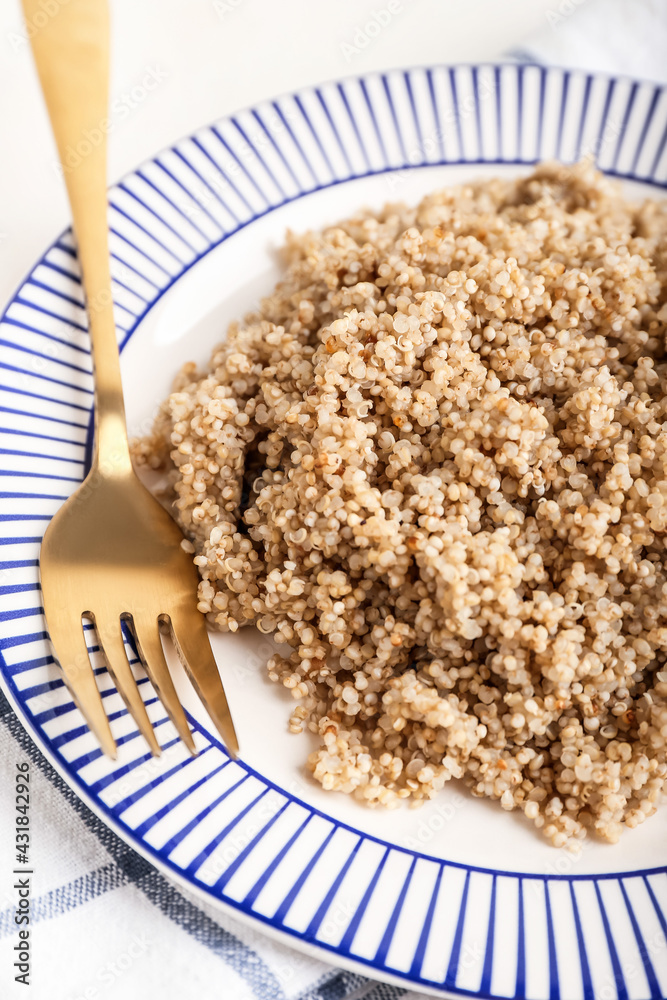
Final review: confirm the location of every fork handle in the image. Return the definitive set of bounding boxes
[23,0,131,477]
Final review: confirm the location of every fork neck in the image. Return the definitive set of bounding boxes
[89,317,134,480]
[78,175,134,481]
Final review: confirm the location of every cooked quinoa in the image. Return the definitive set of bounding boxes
[134,162,667,848]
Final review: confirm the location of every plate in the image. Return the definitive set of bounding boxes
[1,64,667,999]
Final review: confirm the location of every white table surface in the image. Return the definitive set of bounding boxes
[1,0,563,314]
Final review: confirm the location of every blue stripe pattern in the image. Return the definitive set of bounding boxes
[0,64,666,1000]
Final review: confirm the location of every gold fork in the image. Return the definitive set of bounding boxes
[23,0,238,758]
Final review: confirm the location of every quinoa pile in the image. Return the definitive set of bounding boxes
[135,162,667,848]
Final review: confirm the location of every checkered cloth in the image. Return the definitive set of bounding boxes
[0,691,432,1000]
[511,0,667,85]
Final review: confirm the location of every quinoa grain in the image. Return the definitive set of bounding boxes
[135,162,667,848]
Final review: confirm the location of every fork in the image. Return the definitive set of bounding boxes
[23,0,238,759]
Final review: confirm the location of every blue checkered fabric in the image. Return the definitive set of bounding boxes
[0,691,434,1000]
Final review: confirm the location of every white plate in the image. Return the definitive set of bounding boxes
[1,64,667,999]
